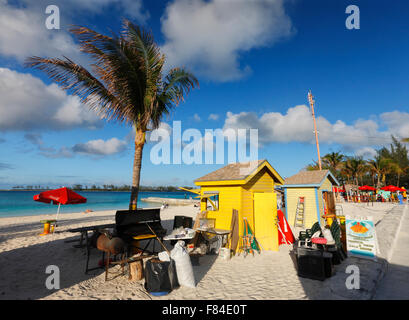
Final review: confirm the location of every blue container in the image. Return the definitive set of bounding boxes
[149,291,169,296]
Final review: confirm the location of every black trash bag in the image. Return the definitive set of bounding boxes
[144,258,179,293]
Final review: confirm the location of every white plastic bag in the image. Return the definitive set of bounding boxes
[170,240,196,288]
[158,251,170,262]
[322,228,335,245]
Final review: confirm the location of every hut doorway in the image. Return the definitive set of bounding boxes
[322,191,336,215]
[253,193,278,251]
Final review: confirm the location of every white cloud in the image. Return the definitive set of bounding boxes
[0,2,82,62]
[40,146,75,159]
[0,68,101,131]
[355,147,378,159]
[72,137,128,156]
[380,111,409,138]
[193,113,201,122]
[208,113,219,121]
[161,0,293,82]
[0,0,148,63]
[222,105,407,148]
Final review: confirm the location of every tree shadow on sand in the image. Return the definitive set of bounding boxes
[0,218,217,299]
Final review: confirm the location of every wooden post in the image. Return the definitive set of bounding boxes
[128,260,144,281]
[308,91,322,170]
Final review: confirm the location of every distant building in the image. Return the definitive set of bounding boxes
[282,170,340,228]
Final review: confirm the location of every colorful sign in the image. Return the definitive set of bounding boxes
[345,215,377,259]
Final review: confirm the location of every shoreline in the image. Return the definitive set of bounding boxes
[141,197,199,206]
[0,196,195,219]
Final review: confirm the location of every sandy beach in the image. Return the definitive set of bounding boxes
[0,201,406,300]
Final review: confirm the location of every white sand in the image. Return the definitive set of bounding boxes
[0,202,402,300]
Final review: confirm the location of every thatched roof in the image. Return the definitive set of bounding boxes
[195,160,265,182]
[283,169,339,187]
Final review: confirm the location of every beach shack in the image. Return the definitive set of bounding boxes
[194,159,284,251]
[282,170,340,228]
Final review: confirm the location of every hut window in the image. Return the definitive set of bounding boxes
[205,194,219,211]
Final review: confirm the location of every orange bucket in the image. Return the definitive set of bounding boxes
[40,222,51,236]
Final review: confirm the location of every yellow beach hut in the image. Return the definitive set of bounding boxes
[194,159,284,251]
[282,170,340,228]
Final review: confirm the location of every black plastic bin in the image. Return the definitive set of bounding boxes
[296,247,333,281]
[144,258,179,294]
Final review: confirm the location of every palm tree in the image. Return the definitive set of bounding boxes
[343,156,366,186]
[305,160,328,171]
[322,152,344,171]
[322,151,345,182]
[26,20,199,209]
[402,138,409,143]
[367,156,394,188]
[340,165,352,184]
[389,162,409,187]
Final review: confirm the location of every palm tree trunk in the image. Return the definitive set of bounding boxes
[129,129,146,210]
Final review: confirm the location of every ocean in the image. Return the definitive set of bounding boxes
[0,191,191,218]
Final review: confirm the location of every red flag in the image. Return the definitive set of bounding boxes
[277,209,295,245]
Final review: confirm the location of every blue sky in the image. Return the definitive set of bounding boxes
[1,0,409,189]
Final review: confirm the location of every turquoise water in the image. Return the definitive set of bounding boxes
[0,191,190,218]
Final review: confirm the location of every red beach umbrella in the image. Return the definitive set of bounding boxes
[34,187,87,221]
[381,185,399,192]
[358,185,376,191]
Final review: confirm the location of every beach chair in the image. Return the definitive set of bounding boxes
[298,222,322,247]
[326,218,347,264]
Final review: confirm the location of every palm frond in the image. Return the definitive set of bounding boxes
[24,56,123,121]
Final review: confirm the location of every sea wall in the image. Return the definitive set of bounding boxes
[140,197,198,206]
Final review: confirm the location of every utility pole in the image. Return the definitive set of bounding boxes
[308,90,322,170]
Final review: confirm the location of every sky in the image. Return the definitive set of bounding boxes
[1,0,409,189]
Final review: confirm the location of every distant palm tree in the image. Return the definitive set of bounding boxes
[26,20,199,209]
[367,156,394,188]
[402,138,409,143]
[389,162,409,187]
[305,160,328,171]
[322,152,344,171]
[344,156,366,186]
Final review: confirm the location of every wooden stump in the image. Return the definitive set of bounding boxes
[128,260,144,281]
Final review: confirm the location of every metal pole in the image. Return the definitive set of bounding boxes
[308,91,322,170]
[55,203,61,222]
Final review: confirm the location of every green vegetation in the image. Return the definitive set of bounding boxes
[306,135,409,188]
[10,185,187,192]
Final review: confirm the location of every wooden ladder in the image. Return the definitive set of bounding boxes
[294,197,305,228]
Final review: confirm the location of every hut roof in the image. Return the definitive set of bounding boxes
[282,169,339,187]
[194,159,284,185]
